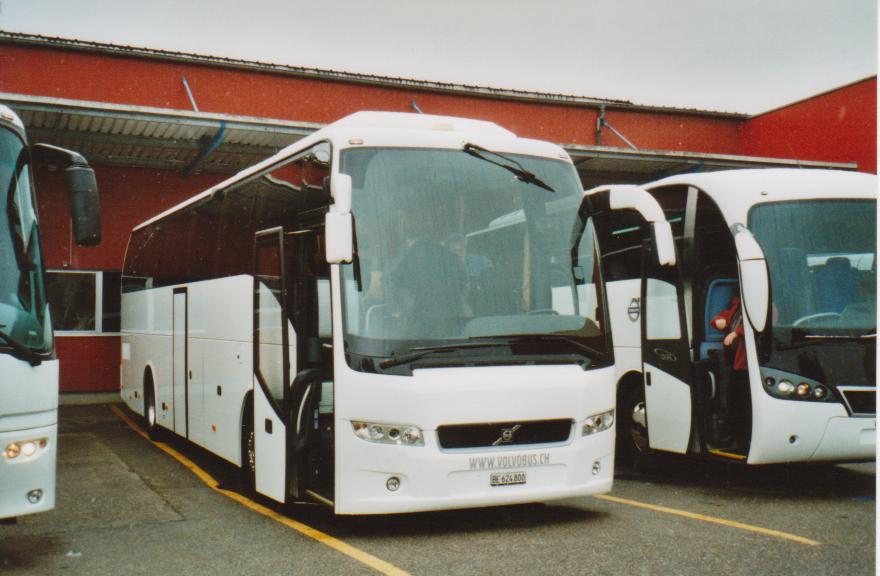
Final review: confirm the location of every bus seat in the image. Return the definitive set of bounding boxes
[699,278,737,360]
[815,257,855,313]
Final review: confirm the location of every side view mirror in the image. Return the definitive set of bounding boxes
[65,165,101,246]
[733,224,770,333]
[32,143,101,246]
[331,174,352,214]
[325,211,353,264]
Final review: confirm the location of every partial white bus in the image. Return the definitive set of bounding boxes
[120,111,674,514]
[0,104,101,521]
[602,168,876,465]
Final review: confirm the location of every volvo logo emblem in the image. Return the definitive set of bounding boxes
[627,297,641,322]
[493,424,522,446]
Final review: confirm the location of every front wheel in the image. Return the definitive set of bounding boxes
[240,408,256,493]
[616,382,652,466]
[144,384,163,441]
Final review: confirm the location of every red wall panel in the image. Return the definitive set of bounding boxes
[35,165,224,270]
[0,44,744,152]
[55,336,120,393]
[742,78,877,173]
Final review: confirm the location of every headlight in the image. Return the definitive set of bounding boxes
[4,438,48,460]
[582,410,615,436]
[352,421,424,446]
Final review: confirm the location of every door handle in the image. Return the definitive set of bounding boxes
[645,371,652,387]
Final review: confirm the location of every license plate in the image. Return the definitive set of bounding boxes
[490,471,526,487]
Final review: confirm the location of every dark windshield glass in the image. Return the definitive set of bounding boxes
[339,147,607,371]
[750,199,876,334]
[0,127,51,354]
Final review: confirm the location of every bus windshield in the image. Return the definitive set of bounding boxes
[339,147,607,372]
[749,199,876,338]
[0,126,51,356]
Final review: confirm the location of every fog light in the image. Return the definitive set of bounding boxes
[26,489,43,504]
[592,461,601,475]
[796,383,811,398]
[777,380,795,395]
[386,476,400,492]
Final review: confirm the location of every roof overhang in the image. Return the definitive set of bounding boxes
[0,92,319,174]
[0,92,857,181]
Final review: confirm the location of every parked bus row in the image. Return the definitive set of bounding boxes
[118,111,876,515]
[3,108,872,521]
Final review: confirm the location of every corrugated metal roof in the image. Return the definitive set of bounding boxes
[1,92,856,180]
[2,92,318,173]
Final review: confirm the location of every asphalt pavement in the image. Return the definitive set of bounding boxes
[1,405,874,576]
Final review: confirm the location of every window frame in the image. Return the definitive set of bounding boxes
[46,269,121,336]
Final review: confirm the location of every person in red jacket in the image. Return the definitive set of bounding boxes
[711,295,746,372]
[709,295,747,446]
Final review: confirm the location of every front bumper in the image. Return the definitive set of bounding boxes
[334,422,613,515]
[0,422,57,519]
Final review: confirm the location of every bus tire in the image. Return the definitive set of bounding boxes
[616,377,652,466]
[240,398,256,493]
[144,371,163,441]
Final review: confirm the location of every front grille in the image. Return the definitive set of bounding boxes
[437,419,573,449]
[840,387,877,415]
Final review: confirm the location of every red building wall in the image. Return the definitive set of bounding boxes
[0,44,744,152]
[741,78,877,173]
[2,41,874,393]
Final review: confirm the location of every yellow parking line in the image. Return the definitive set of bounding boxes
[110,405,411,576]
[595,494,820,546]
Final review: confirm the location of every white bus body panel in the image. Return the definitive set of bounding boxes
[122,276,255,465]
[253,380,287,501]
[0,356,58,519]
[333,363,615,515]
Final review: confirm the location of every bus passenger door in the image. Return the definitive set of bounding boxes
[172,288,188,437]
[641,243,692,453]
[253,227,290,502]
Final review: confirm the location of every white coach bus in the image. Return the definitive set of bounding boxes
[1,104,101,521]
[601,168,876,465]
[120,111,675,514]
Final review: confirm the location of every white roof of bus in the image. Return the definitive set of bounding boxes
[0,104,25,131]
[134,111,569,231]
[645,168,877,224]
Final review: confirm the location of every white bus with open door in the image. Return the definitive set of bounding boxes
[601,169,876,465]
[121,111,676,513]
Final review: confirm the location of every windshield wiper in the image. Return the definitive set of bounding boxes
[463,143,555,193]
[378,341,512,370]
[0,330,43,366]
[469,333,608,362]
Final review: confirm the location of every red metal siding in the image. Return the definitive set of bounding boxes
[741,78,877,173]
[54,336,121,393]
[1,44,744,152]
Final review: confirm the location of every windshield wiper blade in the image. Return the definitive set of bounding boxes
[378,341,510,370]
[469,333,607,362]
[0,330,43,366]
[463,143,555,193]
